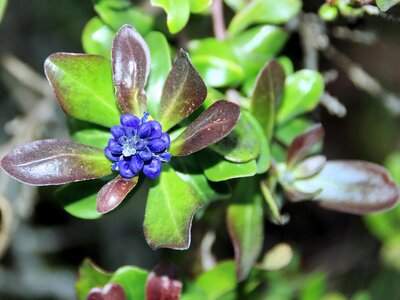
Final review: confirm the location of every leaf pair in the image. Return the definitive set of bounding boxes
[277,125,399,214]
[78,259,181,300]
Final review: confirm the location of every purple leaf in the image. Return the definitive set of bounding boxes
[250,60,285,141]
[158,49,207,131]
[87,283,126,300]
[286,123,324,168]
[97,176,138,214]
[0,139,112,185]
[112,24,150,116]
[145,263,182,300]
[293,160,399,214]
[169,100,241,156]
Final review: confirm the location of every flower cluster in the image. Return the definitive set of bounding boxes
[104,113,171,179]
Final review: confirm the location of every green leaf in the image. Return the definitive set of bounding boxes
[195,261,237,300]
[71,128,110,149]
[385,152,400,183]
[318,4,338,21]
[300,272,327,300]
[224,0,246,12]
[190,0,211,12]
[145,31,172,118]
[189,38,244,87]
[143,165,201,250]
[260,180,283,224]
[228,0,302,36]
[293,161,399,214]
[169,100,240,156]
[76,259,112,300]
[159,50,207,131]
[82,17,114,59]
[276,70,324,124]
[95,3,153,34]
[199,151,257,182]
[376,0,400,11]
[232,26,289,77]
[57,179,107,220]
[171,157,231,205]
[249,60,285,141]
[211,111,261,163]
[151,0,190,34]
[112,24,150,116]
[227,178,264,281]
[110,266,149,300]
[0,139,112,185]
[0,0,8,23]
[252,114,271,174]
[275,118,314,146]
[44,53,120,127]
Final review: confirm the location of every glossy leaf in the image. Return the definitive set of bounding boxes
[57,179,108,220]
[195,261,237,300]
[286,124,324,168]
[199,151,257,182]
[151,0,190,34]
[169,100,241,156]
[277,70,324,124]
[95,3,153,34]
[82,17,114,59]
[294,161,400,214]
[189,38,244,87]
[97,176,138,213]
[112,24,150,116]
[71,128,110,149]
[0,139,112,186]
[249,60,285,141]
[44,53,120,127]
[276,118,314,146]
[143,165,201,250]
[110,266,149,300]
[211,111,260,163]
[224,0,246,12]
[190,0,211,12]
[376,0,400,11]
[228,0,302,36]
[232,26,288,77]
[158,50,207,131]
[171,157,231,205]
[145,31,172,118]
[146,263,182,300]
[87,283,126,300]
[252,114,271,174]
[76,259,112,300]
[227,178,264,281]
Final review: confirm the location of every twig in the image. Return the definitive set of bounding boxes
[320,92,347,117]
[211,0,227,40]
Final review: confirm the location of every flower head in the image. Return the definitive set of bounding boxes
[105,113,171,179]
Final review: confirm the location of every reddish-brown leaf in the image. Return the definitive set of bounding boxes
[0,139,112,186]
[112,24,150,116]
[169,100,241,156]
[286,123,324,168]
[294,160,399,214]
[145,263,182,300]
[97,176,138,214]
[87,283,126,300]
[158,49,207,131]
[250,60,285,141]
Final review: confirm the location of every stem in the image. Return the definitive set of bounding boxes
[211,0,227,40]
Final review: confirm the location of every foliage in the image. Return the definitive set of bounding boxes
[1,0,400,299]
